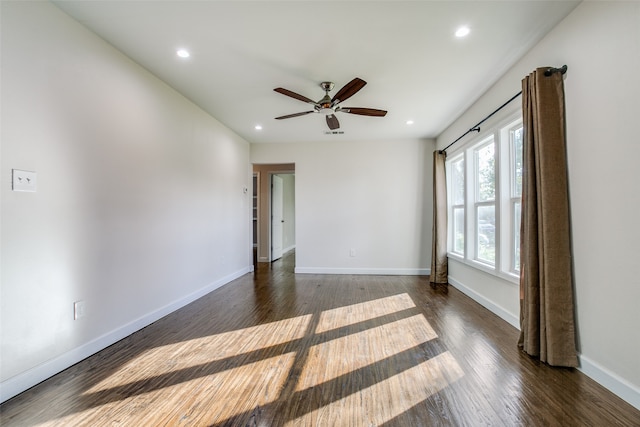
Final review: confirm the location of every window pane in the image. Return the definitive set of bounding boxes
[452,159,465,205]
[513,201,521,272]
[453,207,465,254]
[512,127,523,198]
[477,205,495,264]
[476,143,495,202]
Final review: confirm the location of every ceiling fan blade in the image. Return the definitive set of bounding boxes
[331,78,367,105]
[275,111,315,120]
[342,107,387,117]
[326,114,340,130]
[274,88,316,105]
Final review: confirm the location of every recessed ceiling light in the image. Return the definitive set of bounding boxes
[255,125,263,131]
[455,26,470,38]
[406,120,414,125]
[176,49,190,58]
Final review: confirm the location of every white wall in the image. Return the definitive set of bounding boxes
[251,138,433,274]
[437,1,640,409]
[1,2,252,402]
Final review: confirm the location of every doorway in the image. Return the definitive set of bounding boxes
[252,164,295,264]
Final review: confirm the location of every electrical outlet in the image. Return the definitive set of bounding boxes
[74,300,86,320]
[350,248,356,257]
[12,169,37,192]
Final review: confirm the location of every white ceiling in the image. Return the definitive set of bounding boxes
[52,1,580,144]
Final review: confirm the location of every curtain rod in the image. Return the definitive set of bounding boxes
[442,65,567,154]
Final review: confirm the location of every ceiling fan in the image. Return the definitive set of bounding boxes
[274,77,387,130]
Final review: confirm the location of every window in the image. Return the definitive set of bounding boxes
[450,157,465,255]
[474,138,496,265]
[446,116,523,281]
[509,125,523,273]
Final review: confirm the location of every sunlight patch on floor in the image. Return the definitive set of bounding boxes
[288,351,465,426]
[84,315,311,393]
[296,314,438,391]
[315,293,416,333]
[47,353,297,426]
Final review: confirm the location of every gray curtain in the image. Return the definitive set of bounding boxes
[518,67,577,367]
[430,150,448,284]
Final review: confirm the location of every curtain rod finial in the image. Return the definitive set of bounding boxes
[545,65,568,77]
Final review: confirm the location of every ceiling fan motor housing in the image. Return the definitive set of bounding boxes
[318,82,334,111]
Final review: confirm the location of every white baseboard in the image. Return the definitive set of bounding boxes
[577,354,640,411]
[448,276,640,411]
[283,245,296,254]
[0,266,253,404]
[294,267,430,276]
[448,275,520,329]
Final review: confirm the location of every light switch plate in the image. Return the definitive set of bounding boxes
[12,169,37,192]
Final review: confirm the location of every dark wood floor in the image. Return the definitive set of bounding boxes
[2,250,639,426]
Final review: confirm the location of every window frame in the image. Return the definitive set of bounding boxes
[445,113,523,284]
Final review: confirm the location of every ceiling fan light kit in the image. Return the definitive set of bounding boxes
[274,77,387,130]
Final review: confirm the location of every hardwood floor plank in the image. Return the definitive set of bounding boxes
[1,250,639,426]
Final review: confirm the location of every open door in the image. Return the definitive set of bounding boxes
[271,174,284,261]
